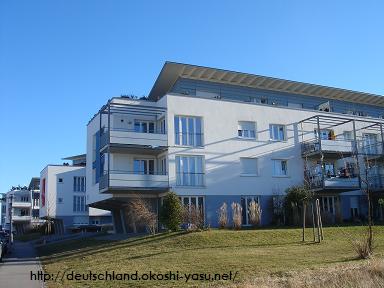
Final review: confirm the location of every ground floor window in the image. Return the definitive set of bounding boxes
[319,196,337,215]
[241,196,260,225]
[350,196,359,218]
[179,196,205,225]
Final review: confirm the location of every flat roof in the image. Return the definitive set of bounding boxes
[148,62,384,106]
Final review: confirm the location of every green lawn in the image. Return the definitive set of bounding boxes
[37,226,384,287]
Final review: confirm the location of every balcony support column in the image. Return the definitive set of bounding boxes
[380,123,384,154]
[352,120,362,189]
[120,208,127,234]
[316,116,325,189]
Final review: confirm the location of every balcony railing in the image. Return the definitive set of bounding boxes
[301,139,355,156]
[100,170,169,191]
[357,141,384,156]
[12,215,31,221]
[100,128,167,149]
[12,201,32,208]
[176,172,205,187]
[307,174,360,190]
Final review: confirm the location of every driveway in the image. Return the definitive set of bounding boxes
[0,241,43,288]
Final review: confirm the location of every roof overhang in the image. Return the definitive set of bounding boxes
[148,62,384,106]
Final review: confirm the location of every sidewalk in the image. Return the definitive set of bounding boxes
[0,241,43,288]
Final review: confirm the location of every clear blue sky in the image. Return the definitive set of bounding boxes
[1,1,384,192]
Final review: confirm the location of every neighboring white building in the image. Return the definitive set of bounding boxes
[0,193,7,229]
[86,62,384,232]
[1,178,42,234]
[40,154,111,233]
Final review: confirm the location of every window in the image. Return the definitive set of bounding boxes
[319,196,337,215]
[180,196,204,210]
[240,158,258,175]
[73,195,87,212]
[196,90,220,99]
[58,178,63,183]
[241,196,260,225]
[343,131,353,141]
[238,121,256,139]
[73,176,86,192]
[57,198,63,204]
[270,124,286,141]
[158,118,166,134]
[273,160,288,176]
[350,197,359,218]
[288,102,303,108]
[41,178,46,207]
[363,133,378,154]
[174,116,203,147]
[175,156,204,186]
[134,159,155,175]
[134,120,155,133]
[260,97,268,104]
[158,157,167,175]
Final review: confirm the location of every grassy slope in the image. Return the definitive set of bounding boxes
[38,226,384,287]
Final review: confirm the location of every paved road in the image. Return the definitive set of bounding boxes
[0,241,44,288]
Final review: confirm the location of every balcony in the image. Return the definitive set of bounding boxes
[100,170,169,192]
[100,128,168,152]
[301,139,355,158]
[307,174,360,192]
[12,201,32,208]
[12,215,31,222]
[357,141,384,159]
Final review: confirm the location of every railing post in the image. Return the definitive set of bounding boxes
[352,120,362,189]
[317,116,325,189]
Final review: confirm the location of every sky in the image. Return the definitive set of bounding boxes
[1,0,384,193]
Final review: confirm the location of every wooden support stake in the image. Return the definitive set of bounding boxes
[311,203,316,242]
[302,203,306,242]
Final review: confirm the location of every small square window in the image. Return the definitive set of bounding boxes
[58,178,63,183]
[58,198,63,204]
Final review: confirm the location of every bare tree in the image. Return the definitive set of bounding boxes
[128,197,157,235]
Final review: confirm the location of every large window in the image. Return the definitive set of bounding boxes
[272,160,288,176]
[238,121,256,139]
[174,116,203,147]
[175,156,204,186]
[240,158,258,175]
[180,196,204,210]
[319,196,337,215]
[134,120,155,133]
[73,195,87,212]
[73,176,86,192]
[269,124,286,141]
[241,196,260,225]
[134,159,155,175]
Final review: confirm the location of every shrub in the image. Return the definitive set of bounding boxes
[159,192,182,231]
[284,186,313,225]
[249,200,262,227]
[231,202,242,229]
[182,204,204,231]
[217,202,228,228]
[345,227,374,259]
[128,198,157,234]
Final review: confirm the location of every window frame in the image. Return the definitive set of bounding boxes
[174,115,203,147]
[237,121,257,140]
[240,157,259,176]
[272,159,289,177]
[269,124,286,141]
[175,155,205,187]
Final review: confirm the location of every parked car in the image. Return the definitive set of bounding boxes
[0,231,11,255]
[0,239,3,262]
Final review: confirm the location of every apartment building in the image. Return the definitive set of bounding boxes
[87,62,384,232]
[1,177,42,234]
[0,194,6,228]
[40,154,112,234]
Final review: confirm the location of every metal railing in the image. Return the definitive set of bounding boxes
[176,172,205,187]
[175,132,204,147]
[301,139,356,156]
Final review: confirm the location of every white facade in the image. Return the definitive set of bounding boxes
[86,63,384,231]
[40,162,111,229]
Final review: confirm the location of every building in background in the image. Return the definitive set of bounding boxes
[0,193,6,228]
[40,154,111,234]
[86,62,384,232]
